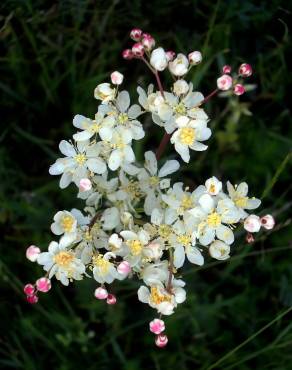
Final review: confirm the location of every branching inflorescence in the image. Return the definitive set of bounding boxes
[24,28,275,348]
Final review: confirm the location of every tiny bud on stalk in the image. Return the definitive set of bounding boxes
[27,294,38,304]
[155,334,168,348]
[26,245,40,262]
[132,43,144,57]
[79,178,92,192]
[244,215,261,233]
[142,33,155,50]
[238,63,252,77]
[117,261,131,275]
[165,50,175,61]
[246,233,255,244]
[217,74,233,90]
[36,277,51,293]
[110,71,124,85]
[24,283,35,296]
[188,51,202,65]
[94,287,108,300]
[149,318,165,334]
[233,84,245,96]
[222,65,232,74]
[130,28,143,41]
[106,294,117,305]
[122,49,134,60]
[261,214,275,230]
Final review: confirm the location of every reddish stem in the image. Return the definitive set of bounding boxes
[199,88,219,105]
[154,71,165,98]
[156,132,171,160]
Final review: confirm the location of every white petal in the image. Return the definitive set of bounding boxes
[216,224,234,245]
[59,140,75,157]
[137,286,150,303]
[187,247,204,266]
[73,130,92,142]
[108,150,121,171]
[158,160,180,177]
[117,91,130,112]
[173,245,185,268]
[87,158,106,174]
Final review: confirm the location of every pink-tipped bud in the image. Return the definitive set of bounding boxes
[222,65,232,74]
[110,71,124,85]
[149,318,165,334]
[24,284,35,296]
[106,294,117,305]
[238,63,252,77]
[26,294,38,304]
[166,51,176,62]
[246,233,255,244]
[94,287,108,300]
[155,334,168,348]
[142,33,155,50]
[79,178,92,192]
[36,277,51,293]
[122,49,134,60]
[117,261,131,276]
[261,214,275,230]
[26,245,41,262]
[132,42,144,57]
[244,215,261,233]
[188,51,202,65]
[233,84,245,96]
[130,28,143,41]
[217,74,233,90]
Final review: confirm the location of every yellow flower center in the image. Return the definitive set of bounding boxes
[180,127,195,145]
[181,195,193,210]
[149,176,160,186]
[90,122,100,133]
[123,180,142,200]
[158,224,172,239]
[207,212,222,227]
[150,286,172,305]
[74,153,86,165]
[118,113,129,124]
[127,239,142,256]
[92,254,110,275]
[174,102,186,115]
[61,216,74,233]
[177,234,191,246]
[54,251,74,268]
[209,184,216,194]
[235,197,248,208]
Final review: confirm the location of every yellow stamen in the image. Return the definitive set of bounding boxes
[74,153,86,165]
[61,216,74,233]
[180,127,195,145]
[127,239,142,256]
[54,251,74,268]
[92,254,110,274]
[207,212,221,227]
[150,286,171,305]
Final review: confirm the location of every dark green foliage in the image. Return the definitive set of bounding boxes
[0,0,291,369]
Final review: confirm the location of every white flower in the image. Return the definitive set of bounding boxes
[150,47,168,71]
[106,127,135,171]
[111,71,124,85]
[168,53,189,76]
[141,261,168,286]
[94,83,115,102]
[227,181,261,218]
[205,176,222,195]
[244,214,261,233]
[189,194,241,246]
[120,229,150,267]
[173,79,189,96]
[37,241,85,285]
[170,116,211,162]
[217,75,233,90]
[92,252,123,284]
[51,210,78,247]
[72,113,115,142]
[49,140,107,188]
[209,240,230,260]
[137,282,186,315]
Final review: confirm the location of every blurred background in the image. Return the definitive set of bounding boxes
[0,0,291,369]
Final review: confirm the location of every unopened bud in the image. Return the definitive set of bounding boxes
[217,74,233,90]
[155,334,168,348]
[261,214,275,230]
[122,49,134,60]
[24,283,35,296]
[106,294,117,305]
[150,318,165,334]
[94,287,108,300]
[222,65,232,74]
[130,28,143,41]
[188,51,202,65]
[142,33,155,50]
[26,245,41,262]
[110,71,124,85]
[244,215,261,233]
[238,63,252,77]
[132,43,144,57]
[233,84,245,95]
[79,178,92,192]
[36,277,51,293]
[165,50,175,61]
[26,294,38,304]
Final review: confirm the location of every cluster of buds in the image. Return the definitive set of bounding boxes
[23,28,275,348]
[244,214,275,243]
[24,277,51,304]
[217,63,253,96]
[149,318,168,347]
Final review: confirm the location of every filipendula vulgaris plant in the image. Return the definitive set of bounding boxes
[24,28,275,348]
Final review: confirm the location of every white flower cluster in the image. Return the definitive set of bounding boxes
[25,30,274,347]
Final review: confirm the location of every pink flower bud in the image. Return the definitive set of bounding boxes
[26,245,41,262]
[246,233,255,244]
[24,283,35,296]
[244,215,261,233]
[238,63,252,77]
[188,51,202,65]
[94,287,108,300]
[26,294,38,304]
[106,294,117,305]
[142,33,155,50]
[110,71,124,85]
[132,42,144,57]
[117,261,131,276]
[233,84,245,96]
[222,65,232,74]
[130,28,143,41]
[122,49,134,60]
[155,334,168,348]
[217,74,233,90]
[79,178,92,192]
[261,214,275,230]
[166,50,175,62]
[36,277,51,293]
[149,318,165,334]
